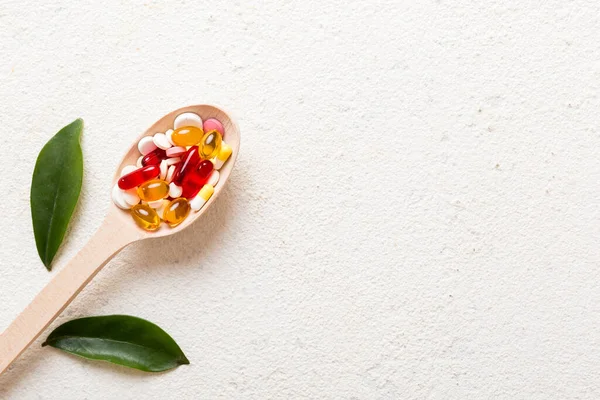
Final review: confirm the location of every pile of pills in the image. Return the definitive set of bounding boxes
[112,112,232,231]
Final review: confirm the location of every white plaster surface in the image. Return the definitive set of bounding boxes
[1,1,599,398]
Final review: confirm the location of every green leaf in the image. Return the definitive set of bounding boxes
[31,118,84,270]
[42,315,190,372]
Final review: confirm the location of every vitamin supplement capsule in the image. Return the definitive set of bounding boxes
[171,126,203,147]
[181,178,202,199]
[112,184,131,210]
[146,199,165,208]
[166,129,175,146]
[159,159,168,180]
[131,204,161,231]
[118,165,160,190]
[190,184,214,211]
[199,130,222,159]
[120,165,137,177]
[165,164,177,183]
[196,159,214,180]
[136,156,144,168]
[153,133,172,150]
[169,182,183,198]
[173,146,200,185]
[162,198,191,227]
[166,146,186,157]
[141,148,167,167]
[174,112,203,129]
[203,118,224,136]
[138,136,158,155]
[122,188,140,207]
[207,170,220,187]
[166,157,181,166]
[213,142,232,170]
[181,159,213,198]
[155,199,169,219]
[137,179,169,202]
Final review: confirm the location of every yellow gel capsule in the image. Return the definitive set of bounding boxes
[137,179,169,202]
[171,126,203,146]
[131,204,160,231]
[162,197,191,227]
[199,130,222,159]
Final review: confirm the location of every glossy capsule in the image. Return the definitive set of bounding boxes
[199,130,222,159]
[181,160,213,198]
[171,126,203,147]
[167,162,181,183]
[131,203,161,231]
[213,142,232,170]
[173,146,200,185]
[118,165,160,190]
[141,148,167,167]
[190,184,214,211]
[162,198,191,227]
[137,179,169,201]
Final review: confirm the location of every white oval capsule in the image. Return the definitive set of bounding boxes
[138,136,157,155]
[159,159,168,180]
[207,170,220,187]
[166,165,176,183]
[136,155,144,168]
[174,112,203,129]
[190,184,214,211]
[120,164,137,177]
[153,133,172,150]
[112,184,131,209]
[166,129,175,146]
[169,182,183,198]
[166,157,181,166]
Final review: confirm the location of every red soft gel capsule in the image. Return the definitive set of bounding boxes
[181,160,213,198]
[196,159,214,181]
[141,148,167,167]
[118,165,160,190]
[173,146,201,185]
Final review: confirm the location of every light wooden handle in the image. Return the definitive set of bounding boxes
[0,209,136,374]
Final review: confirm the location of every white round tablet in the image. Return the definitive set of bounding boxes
[153,133,172,150]
[112,184,131,209]
[138,136,158,155]
[121,188,140,207]
[169,182,183,198]
[174,112,203,129]
[120,165,137,177]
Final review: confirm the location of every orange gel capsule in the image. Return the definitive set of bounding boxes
[137,179,169,201]
[162,198,191,227]
[131,204,160,231]
[171,126,203,146]
[199,130,222,159]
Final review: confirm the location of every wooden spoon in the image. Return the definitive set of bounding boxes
[0,104,240,374]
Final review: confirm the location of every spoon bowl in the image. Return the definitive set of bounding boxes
[112,104,240,238]
[0,104,240,374]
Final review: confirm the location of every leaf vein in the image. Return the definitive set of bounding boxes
[46,335,176,354]
[43,158,66,264]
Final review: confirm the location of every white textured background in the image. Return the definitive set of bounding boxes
[0,1,599,399]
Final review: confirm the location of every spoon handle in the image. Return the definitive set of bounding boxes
[0,209,135,374]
